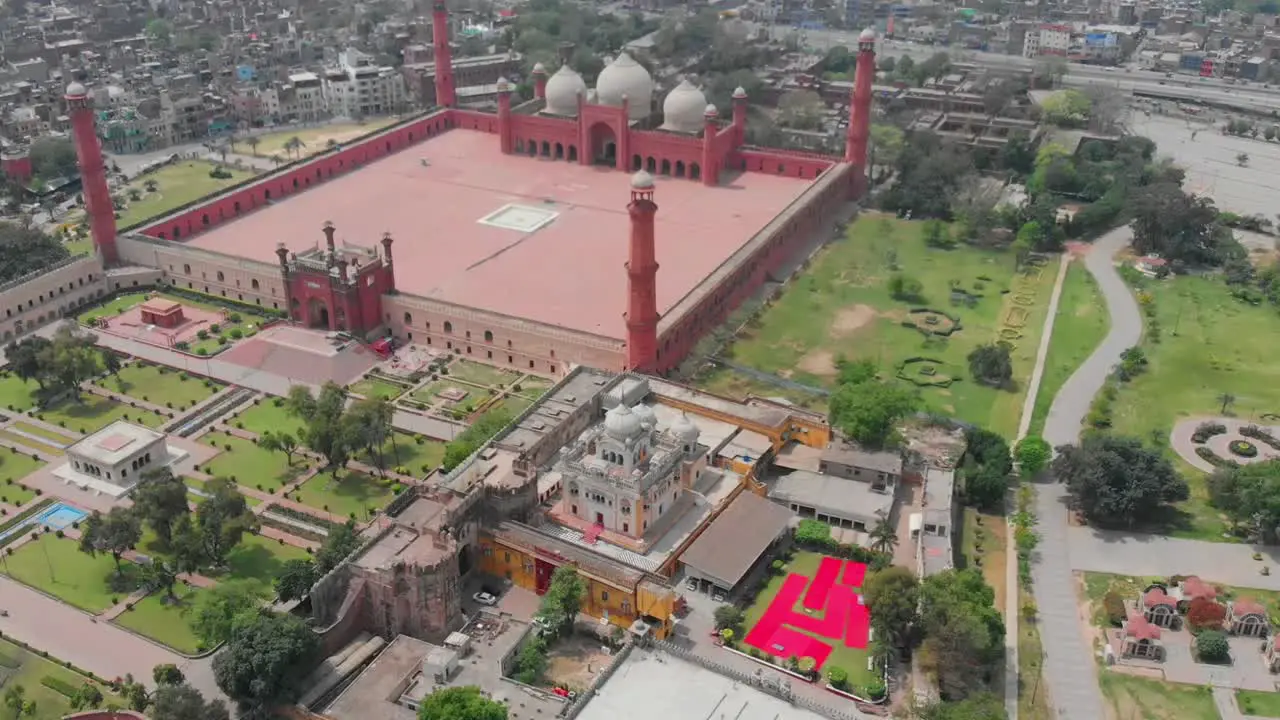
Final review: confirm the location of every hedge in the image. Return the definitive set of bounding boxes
[1241,425,1280,451]
[41,675,80,698]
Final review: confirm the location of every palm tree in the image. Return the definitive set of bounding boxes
[270,154,285,167]
[144,559,179,601]
[246,135,260,156]
[1219,392,1237,415]
[869,516,898,554]
[283,136,306,159]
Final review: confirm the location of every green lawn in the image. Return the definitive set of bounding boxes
[698,215,1058,438]
[34,394,167,435]
[76,291,150,323]
[490,395,536,418]
[112,583,206,654]
[1238,689,1280,717]
[1,534,139,613]
[0,638,116,720]
[0,372,38,411]
[741,551,875,688]
[10,422,77,446]
[117,161,258,229]
[245,119,401,159]
[447,360,522,387]
[412,379,482,406]
[232,399,306,439]
[348,377,406,400]
[0,431,63,458]
[218,533,309,593]
[1108,275,1280,540]
[1027,260,1109,437]
[109,364,223,409]
[292,469,394,520]
[514,376,553,397]
[0,450,44,505]
[361,432,446,475]
[202,431,308,492]
[1098,671,1217,720]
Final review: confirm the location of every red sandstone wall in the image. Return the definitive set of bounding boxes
[138,111,459,241]
[737,149,833,180]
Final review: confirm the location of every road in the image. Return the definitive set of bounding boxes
[1032,226,1142,720]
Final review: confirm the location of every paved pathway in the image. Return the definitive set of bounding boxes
[1035,225,1143,720]
[1066,528,1280,589]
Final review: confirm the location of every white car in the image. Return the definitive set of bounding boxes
[473,591,498,606]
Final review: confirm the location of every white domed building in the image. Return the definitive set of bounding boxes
[557,398,707,540]
[594,52,654,122]
[660,79,709,134]
[543,64,587,117]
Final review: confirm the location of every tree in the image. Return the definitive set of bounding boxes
[196,478,255,566]
[145,18,173,47]
[828,379,920,449]
[918,569,1004,700]
[246,136,261,156]
[417,686,507,720]
[169,515,207,574]
[131,467,190,546]
[713,605,745,632]
[213,612,319,714]
[4,684,34,718]
[275,559,318,602]
[283,137,306,159]
[286,382,360,475]
[863,566,919,647]
[1032,55,1069,88]
[68,683,103,711]
[1052,434,1188,528]
[913,693,1006,720]
[868,516,897,554]
[922,219,953,249]
[887,272,924,301]
[1218,392,1236,415]
[35,325,102,399]
[153,663,185,686]
[537,566,585,637]
[1130,183,1236,268]
[967,342,1013,388]
[120,674,149,712]
[1196,629,1230,663]
[316,519,361,572]
[777,90,824,130]
[1207,460,1280,541]
[1237,152,1250,167]
[1015,436,1052,476]
[151,683,230,720]
[1187,597,1227,632]
[28,137,79,179]
[345,397,395,472]
[192,580,263,647]
[258,430,299,465]
[102,351,122,378]
[143,559,179,601]
[441,408,514,472]
[5,335,52,391]
[79,507,141,575]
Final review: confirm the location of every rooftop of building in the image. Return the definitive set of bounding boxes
[321,617,562,720]
[821,440,904,475]
[174,128,815,338]
[767,468,895,522]
[68,420,165,465]
[573,647,833,720]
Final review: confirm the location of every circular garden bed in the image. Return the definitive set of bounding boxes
[1229,440,1259,458]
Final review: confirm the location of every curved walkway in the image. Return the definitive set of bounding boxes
[1035,226,1143,719]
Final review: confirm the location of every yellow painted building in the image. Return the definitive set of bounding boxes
[647,377,831,452]
[479,522,677,639]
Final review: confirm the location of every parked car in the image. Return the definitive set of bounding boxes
[686,577,698,591]
[473,591,498,606]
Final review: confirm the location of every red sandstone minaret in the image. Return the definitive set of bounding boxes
[496,77,513,154]
[701,104,719,188]
[432,1,456,108]
[625,171,659,372]
[532,63,548,100]
[67,81,118,265]
[844,28,876,199]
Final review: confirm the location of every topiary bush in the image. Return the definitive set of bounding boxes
[1196,629,1230,663]
[1229,440,1259,458]
[1103,591,1126,627]
[1192,422,1228,444]
[825,666,849,690]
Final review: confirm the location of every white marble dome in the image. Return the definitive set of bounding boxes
[544,65,586,116]
[661,79,709,134]
[859,27,876,41]
[633,404,657,429]
[596,51,653,122]
[670,412,700,443]
[605,403,644,441]
[65,81,87,97]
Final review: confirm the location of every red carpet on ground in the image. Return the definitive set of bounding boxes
[743,557,872,668]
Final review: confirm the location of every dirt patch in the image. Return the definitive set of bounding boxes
[798,350,838,376]
[831,304,877,338]
[543,635,616,692]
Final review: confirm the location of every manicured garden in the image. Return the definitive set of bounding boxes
[0,451,43,506]
[291,469,394,519]
[1027,260,1109,436]
[0,638,116,720]
[411,379,480,406]
[201,431,308,492]
[10,422,76,447]
[348,377,406,400]
[108,363,223,408]
[740,551,875,689]
[112,583,206,654]
[232,399,306,439]
[0,534,139,613]
[447,359,522,387]
[1237,689,1280,717]
[698,214,1058,437]
[33,394,167,435]
[365,432,446,475]
[217,533,310,593]
[0,372,38,411]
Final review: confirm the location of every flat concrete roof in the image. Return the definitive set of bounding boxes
[180,130,812,338]
[577,648,832,720]
[769,469,895,524]
[69,420,164,465]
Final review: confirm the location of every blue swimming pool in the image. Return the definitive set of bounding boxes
[0,502,88,545]
[36,503,88,530]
